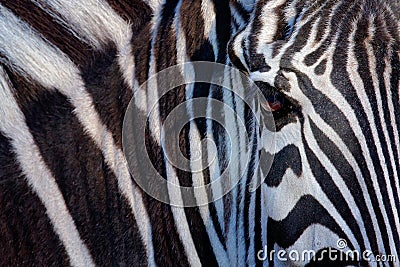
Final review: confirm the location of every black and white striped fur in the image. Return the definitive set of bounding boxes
[230,0,400,265]
[0,0,268,266]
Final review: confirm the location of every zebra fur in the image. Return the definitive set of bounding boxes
[230,0,400,265]
[0,0,399,266]
[0,0,263,266]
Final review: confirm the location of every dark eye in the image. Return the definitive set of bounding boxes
[255,81,299,125]
[263,92,284,112]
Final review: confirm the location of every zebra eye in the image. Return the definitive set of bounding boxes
[263,94,284,112]
[256,81,299,126]
[256,82,285,112]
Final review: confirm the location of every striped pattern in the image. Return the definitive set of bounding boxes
[0,0,267,266]
[230,0,400,265]
[1,0,399,266]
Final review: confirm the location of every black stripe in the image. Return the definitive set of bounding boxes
[264,144,302,187]
[272,0,312,58]
[80,45,132,149]
[244,123,258,260]
[267,195,352,261]
[254,185,263,267]
[143,116,192,266]
[131,23,153,86]
[0,180,71,266]
[314,58,327,75]
[230,0,251,25]
[280,13,316,69]
[313,0,337,43]
[271,2,290,42]
[180,0,206,58]
[390,45,400,186]
[247,0,282,70]
[212,0,231,63]
[0,132,71,266]
[227,32,248,74]
[248,0,268,57]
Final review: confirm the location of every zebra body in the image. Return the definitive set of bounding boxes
[0,0,263,266]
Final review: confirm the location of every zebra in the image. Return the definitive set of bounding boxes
[0,0,268,266]
[1,0,398,266]
[229,0,400,265]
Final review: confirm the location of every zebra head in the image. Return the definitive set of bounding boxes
[229,0,400,264]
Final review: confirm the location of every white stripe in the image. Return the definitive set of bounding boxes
[35,0,131,49]
[144,0,163,12]
[261,122,301,154]
[224,67,246,266]
[284,0,299,35]
[0,8,155,265]
[228,67,252,267]
[201,0,218,56]
[232,30,250,72]
[204,81,237,263]
[0,67,95,267]
[118,36,136,90]
[165,165,202,267]
[257,0,287,53]
[145,0,166,145]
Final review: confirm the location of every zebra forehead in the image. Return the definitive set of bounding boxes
[235,0,399,83]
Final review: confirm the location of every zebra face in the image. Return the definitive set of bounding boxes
[229,0,400,150]
[228,1,400,263]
